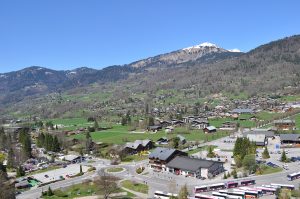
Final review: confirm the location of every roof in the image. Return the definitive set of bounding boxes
[244,130,275,138]
[166,156,222,172]
[280,134,300,141]
[205,126,216,131]
[177,135,186,142]
[148,147,177,160]
[231,108,254,114]
[125,139,151,149]
[246,134,266,144]
[274,120,295,124]
[62,154,80,161]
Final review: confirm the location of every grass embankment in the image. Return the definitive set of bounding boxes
[121,180,149,194]
[257,165,283,175]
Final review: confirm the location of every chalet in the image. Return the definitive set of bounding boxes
[166,156,224,179]
[123,139,154,154]
[231,108,254,114]
[243,130,275,139]
[59,155,84,163]
[246,134,267,146]
[220,121,237,130]
[171,120,185,127]
[160,121,172,128]
[274,120,296,131]
[156,137,169,145]
[165,126,174,133]
[148,125,162,132]
[148,147,187,171]
[280,134,300,144]
[203,126,217,134]
[191,119,210,129]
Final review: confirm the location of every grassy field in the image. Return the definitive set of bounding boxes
[121,180,149,194]
[257,165,283,175]
[186,145,217,155]
[280,95,300,102]
[73,126,229,144]
[42,182,134,199]
[208,117,256,128]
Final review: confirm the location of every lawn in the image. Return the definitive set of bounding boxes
[121,180,149,194]
[42,182,133,199]
[280,95,300,102]
[186,145,217,155]
[257,165,283,175]
[73,126,230,144]
[208,117,256,128]
[107,167,124,172]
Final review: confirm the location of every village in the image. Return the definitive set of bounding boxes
[0,94,300,199]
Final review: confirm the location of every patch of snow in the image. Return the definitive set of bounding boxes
[228,48,241,52]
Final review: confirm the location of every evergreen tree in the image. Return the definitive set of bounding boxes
[178,184,188,199]
[207,146,215,158]
[52,136,60,152]
[94,120,99,130]
[232,169,238,179]
[223,173,227,179]
[281,150,287,162]
[262,147,270,159]
[23,135,32,159]
[6,148,14,169]
[85,131,92,154]
[148,116,155,126]
[16,166,25,177]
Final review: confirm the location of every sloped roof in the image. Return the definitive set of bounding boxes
[125,139,151,149]
[205,126,216,131]
[247,134,266,143]
[244,130,275,138]
[280,134,300,141]
[231,108,254,114]
[166,156,222,172]
[148,147,177,160]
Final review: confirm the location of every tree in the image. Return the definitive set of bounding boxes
[281,150,287,162]
[47,187,54,196]
[170,137,180,149]
[223,173,227,179]
[16,166,25,177]
[232,169,238,179]
[262,147,270,159]
[234,155,242,168]
[207,146,215,158]
[95,171,119,199]
[178,184,188,199]
[6,148,15,169]
[94,120,99,130]
[52,136,60,152]
[23,135,32,159]
[80,164,83,174]
[148,116,155,126]
[279,188,291,199]
[242,154,256,174]
[0,170,15,199]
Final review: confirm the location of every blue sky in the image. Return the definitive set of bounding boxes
[1,0,300,73]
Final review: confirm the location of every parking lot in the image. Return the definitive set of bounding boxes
[30,164,89,184]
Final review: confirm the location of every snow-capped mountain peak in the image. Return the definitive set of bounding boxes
[183,42,219,51]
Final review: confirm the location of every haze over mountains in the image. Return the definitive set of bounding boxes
[1,35,300,109]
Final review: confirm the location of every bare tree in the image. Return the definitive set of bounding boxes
[95,170,119,199]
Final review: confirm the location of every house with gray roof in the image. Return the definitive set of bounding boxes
[280,134,300,144]
[246,134,267,146]
[231,108,254,114]
[123,139,154,154]
[166,156,224,179]
[274,120,296,131]
[243,129,275,138]
[148,147,187,171]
